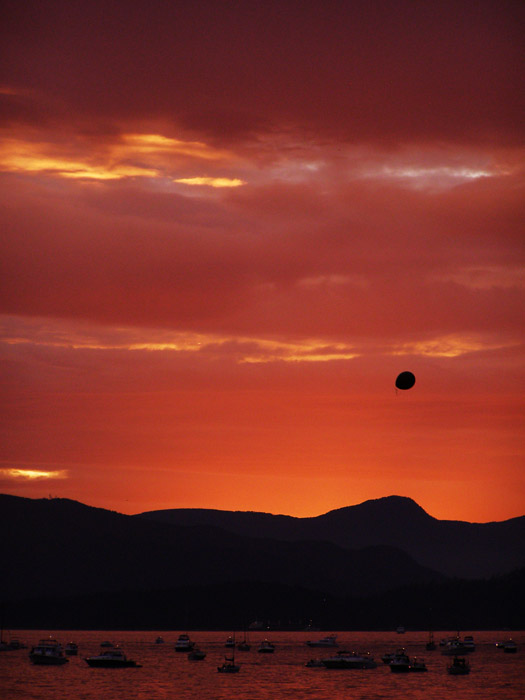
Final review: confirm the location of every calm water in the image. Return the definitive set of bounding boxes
[1,630,523,700]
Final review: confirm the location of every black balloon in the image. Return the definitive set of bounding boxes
[395,371,416,390]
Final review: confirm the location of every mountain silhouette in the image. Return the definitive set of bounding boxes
[137,495,525,578]
[1,494,443,603]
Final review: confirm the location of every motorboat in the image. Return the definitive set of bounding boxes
[8,638,27,650]
[258,639,275,653]
[85,648,141,668]
[188,647,206,660]
[499,639,518,653]
[396,626,406,634]
[225,636,235,648]
[448,656,470,674]
[64,642,78,655]
[441,639,471,655]
[1,637,27,651]
[217,655,240,673]
[174,634,195,652]
[100,641,114,647]
[322,650,377,669]
[389,650,411,673]
[305,658,325,667]
[29,638,69,665]
[463,635,476,651]
[409,657,428,672]
[155,636,164,644]
[381,648,406,664]
[306,634,338,648]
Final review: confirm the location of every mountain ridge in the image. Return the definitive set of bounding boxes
[136,494,525,579]
[0,493,443,602]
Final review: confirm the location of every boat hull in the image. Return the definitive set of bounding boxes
[323,658,377,669]
[389,663,410,672]
[30,655,68,665]
[85,659,141,668]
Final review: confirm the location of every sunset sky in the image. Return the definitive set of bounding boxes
[1,0,524,522]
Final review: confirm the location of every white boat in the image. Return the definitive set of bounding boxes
[29,638,69,665]
[258,639,275,653]
[225,635,235,648]
[174,634,195,652]
[322,650,377,669]
[85,649,141,668]
[306,634,338,648]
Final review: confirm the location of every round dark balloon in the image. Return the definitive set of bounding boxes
[395,371,416,390]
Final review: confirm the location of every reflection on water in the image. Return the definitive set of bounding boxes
[1,630,524,700]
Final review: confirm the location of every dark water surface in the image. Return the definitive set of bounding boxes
[1,630,523,699]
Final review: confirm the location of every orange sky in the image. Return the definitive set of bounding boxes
[1,1,524,522]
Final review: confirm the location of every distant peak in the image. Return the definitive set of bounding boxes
[324,495,432,520]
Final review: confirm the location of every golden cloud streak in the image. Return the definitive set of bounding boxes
[0,139,157,179]
[121,133,232,160]
[0,133,238,181]
[241,352,359,363]
[174,177,246,187]
[1,468,68,480]
[1,324,357,362]
[390,335,515,358]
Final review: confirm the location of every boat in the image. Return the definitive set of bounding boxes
[100,641,114,648]
[322,650,377,669]
[448,656,470,675]
[225,635,235,648]
[409,657,428,672]
[306,634,338,648]
[237,630,250,651]
[174,634,195,652]
[305,658,325,667]
[463,635,475,651]
[248,620,265,630]
[258,639,275,653]
[389,650,411,673]
[64,642,78,655]
[188,647,206,660]
[426,631,436,651]
[396,625,406,634]
[29,638,69,665]
[2,637,27,651]
[381,648,406,664]
[85,649,141,668]
[441,639,471,655]
[217,655,240,673]
[155,636,164,644]
[499,639,518,653]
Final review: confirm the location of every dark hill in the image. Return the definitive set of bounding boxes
[0,494,442,602]
[137,495,525,578]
